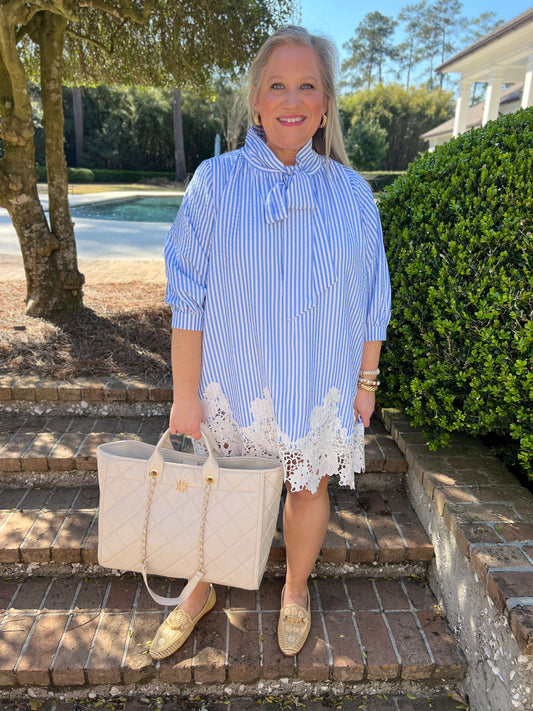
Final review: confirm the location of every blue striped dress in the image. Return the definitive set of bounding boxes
[165,126,391,493]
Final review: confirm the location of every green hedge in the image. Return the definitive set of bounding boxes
[378,108,533,480]
[36,166,175,184]
[36,165,94,183]
[90,169,175,183]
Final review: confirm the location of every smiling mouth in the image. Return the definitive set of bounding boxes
[277,116,305,125]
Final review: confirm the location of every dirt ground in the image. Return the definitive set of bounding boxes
[0,280,172,383]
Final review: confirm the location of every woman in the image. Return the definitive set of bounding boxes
[150,25,391,660]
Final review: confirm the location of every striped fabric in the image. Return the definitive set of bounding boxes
[165,126,391,492]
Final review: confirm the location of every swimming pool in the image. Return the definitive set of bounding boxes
[70,195,183,223]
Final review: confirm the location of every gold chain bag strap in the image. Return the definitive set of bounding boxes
[97,423,284,607]
[140,424,220,606]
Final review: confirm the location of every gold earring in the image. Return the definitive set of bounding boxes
[319,114,327,129]
[254,113,262,127]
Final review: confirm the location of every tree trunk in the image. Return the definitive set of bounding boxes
[30,12,84,316]
[439,28,446,91]
[72,85,84,167]
[173,87,187,182]
[406,39,413,89]
[0,10,84,317]
[1,126,57,309]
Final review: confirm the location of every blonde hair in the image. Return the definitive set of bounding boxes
[248,25,350,168]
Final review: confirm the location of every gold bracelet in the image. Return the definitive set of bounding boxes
[357,380,379,392]
[359,368,380,377]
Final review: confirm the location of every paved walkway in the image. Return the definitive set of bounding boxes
[0,380,467,703]
[0,571,465,689]
[0,369,470,703]
[0,189,177,283]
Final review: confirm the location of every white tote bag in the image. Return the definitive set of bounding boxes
[97,424,284,605]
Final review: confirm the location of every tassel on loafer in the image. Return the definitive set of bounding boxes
[150,585,216,660]
[277,585,311,656]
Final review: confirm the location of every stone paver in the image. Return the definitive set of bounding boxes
[509,604,533,654]
[0,484,432,572]
[0,576,465,690]
[0,410,404,483]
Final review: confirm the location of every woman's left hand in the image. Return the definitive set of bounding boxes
[353,388,375,428]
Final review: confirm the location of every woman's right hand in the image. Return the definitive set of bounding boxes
[169,396,205,440]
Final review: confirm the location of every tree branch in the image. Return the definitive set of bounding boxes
[0,7,33,125]
[3,0,80,25]
[77,0,155,24]
[65,27,111,54]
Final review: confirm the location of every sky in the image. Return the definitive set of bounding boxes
[299,1,533,63]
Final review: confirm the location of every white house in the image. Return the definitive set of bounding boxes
[422,8,533,150]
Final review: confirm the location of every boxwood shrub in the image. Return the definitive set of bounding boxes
[36,166,95,183]
[68,168,95,183]
[90,169,175,183]
[35,166,175,183]
[378,108,533,480]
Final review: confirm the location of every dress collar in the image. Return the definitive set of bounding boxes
[241,126,324,176]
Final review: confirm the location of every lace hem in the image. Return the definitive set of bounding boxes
[195,382,365,494]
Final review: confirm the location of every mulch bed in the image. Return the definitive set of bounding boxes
[0,281,172,383]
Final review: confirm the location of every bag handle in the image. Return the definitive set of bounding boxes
[144,422,221,478]
[141,423,219,606]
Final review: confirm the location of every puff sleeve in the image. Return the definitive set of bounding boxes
[164,160,214,330]
[350,174,391,342]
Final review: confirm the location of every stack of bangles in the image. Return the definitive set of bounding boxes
[357,368,380,392]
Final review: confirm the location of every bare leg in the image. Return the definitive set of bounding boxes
[282,475,330,608]
[176,580,212,616]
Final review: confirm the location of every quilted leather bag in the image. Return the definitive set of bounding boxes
[97,424,284,606]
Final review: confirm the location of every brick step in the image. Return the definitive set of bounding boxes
[0,374,173,407]
[0,575,466,693]
[0,415,407,489]
[0,485,433,578]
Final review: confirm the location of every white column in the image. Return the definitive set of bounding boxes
[453,79,472,137]
[522,50,533,109]
[482,68,504,126]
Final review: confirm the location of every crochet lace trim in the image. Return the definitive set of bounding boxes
[195,382,365,494]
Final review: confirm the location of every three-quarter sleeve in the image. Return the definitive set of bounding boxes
[164,160,214,330]
[351,175,391,342]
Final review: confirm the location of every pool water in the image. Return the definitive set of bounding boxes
[70,195,182,223]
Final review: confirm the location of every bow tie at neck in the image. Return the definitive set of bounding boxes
[242,127,323,225]
[264,171,316,224]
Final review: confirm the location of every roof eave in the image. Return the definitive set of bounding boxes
[436,8,533,74]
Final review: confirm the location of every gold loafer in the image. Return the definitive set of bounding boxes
[277,585,311,656]
[150,585,216,660]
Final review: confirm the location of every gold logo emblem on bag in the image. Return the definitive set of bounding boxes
[176,480,188,493]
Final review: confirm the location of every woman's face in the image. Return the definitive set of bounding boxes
[253,44,328,166]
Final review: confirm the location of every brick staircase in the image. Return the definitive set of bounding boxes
[0,377,467,708]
